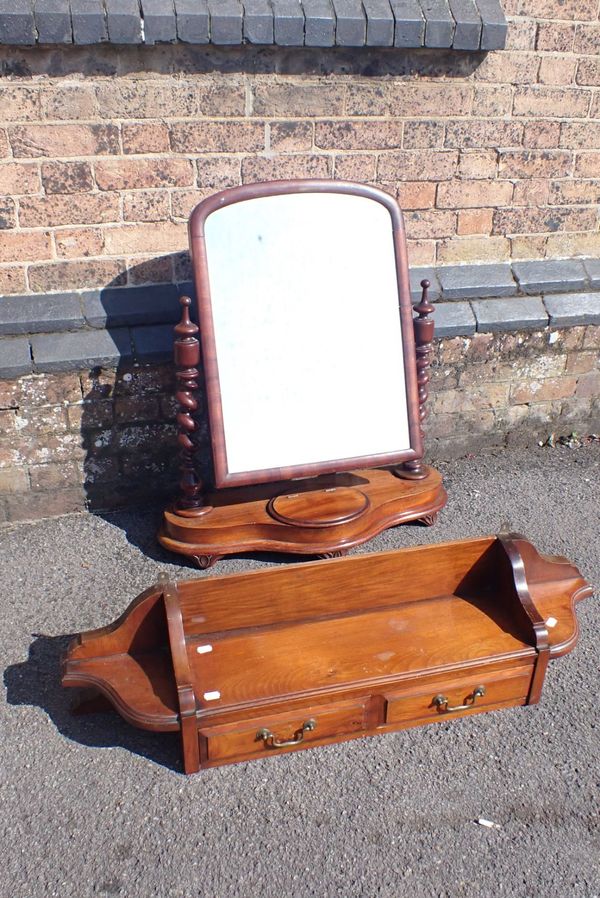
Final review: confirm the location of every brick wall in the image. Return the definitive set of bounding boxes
[0,0,599,296]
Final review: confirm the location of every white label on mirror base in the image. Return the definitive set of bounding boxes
[205,192,411,476]
[203,690,221,701]
[545,617,557,628]
[196,644,213,654]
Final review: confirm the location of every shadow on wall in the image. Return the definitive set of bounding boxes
[79,253,212,532]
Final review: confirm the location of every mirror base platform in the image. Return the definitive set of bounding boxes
[158,465,447,568]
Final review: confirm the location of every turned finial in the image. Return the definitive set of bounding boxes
[414,279,434,319]
[175,295,198,339]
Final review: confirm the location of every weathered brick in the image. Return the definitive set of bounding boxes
[546,233,600,258]
[13,405,69,434]
[0,268,28,295]
[592,94,600,120]
[406,239,436,265]
[437,180,513,209]
[513,88,591,119]
[103,222,187,255]
[122,190,171,222]
[510,377,577,405]
[0,86,41,122]
[457,209,493,235]
[508,0,596,17]
[333,154,377,182]
[20,193,120,228]
[498,150,573,179]
[97,80,245,119]
[523,121,561,149]
[114,396,161,422]
[574,153,600,178]
[574,24,600,56]
[127,255,174,284]
[9,124,120,158]
[548,180,600,206]
[4,487,86,522]
[432,383,509,414]
[170,121,264,153]
[575,372,600,399]
[196,156,241,188]
[378,151,458,181]
[474,52,540,85]
[41,85,98,120]
[9,373,83,407]
[0,162,40,195]
[315,120,403,150]
[0,231,52,264]
[28,259,127,292]
[538,57,577,86]
[122,122,171,155]
[388,84,472,117]
[445,120,523,149]
[395,181,436,210]
[583,325,600,350]
[253,83,346,116]
[458,150,497,179]
[437,236,510,263]
[54,227,105,258]
[28,461,82,490]
[95,157,194,190]
[0,468,29,494]
[404,210,456,240]
[473,86,513,117]
[577,58,600,88]
[171,188,213,220]
[565,352,599,376]
[505,17,536,50]
[0,198,16,229]
[493,207,598,236]
[41,161,94,194]
[269,121,313,151]
[402,121,445,149]
[560,122,600,150]
[241,154,332,182]
[345,83,389,116]
[536,21,575,52]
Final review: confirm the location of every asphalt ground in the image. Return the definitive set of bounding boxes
[1,444,599,898]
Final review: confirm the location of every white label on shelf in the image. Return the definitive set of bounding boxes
[203,691,221,701]
[546,617,558,628]
[196,644,213,654]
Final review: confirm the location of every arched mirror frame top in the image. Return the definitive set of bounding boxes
[189,179,424,490]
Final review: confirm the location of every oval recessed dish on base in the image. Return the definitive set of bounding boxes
[267,487,370,528]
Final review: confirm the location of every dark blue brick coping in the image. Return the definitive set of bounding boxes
[0,0,506,49]
[0,258,598,376]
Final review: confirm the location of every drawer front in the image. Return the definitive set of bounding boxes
[385,665,533,726]
[203,699,367,763]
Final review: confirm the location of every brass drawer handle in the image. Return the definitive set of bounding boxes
[256,718,316,748]
[433,685,486,713]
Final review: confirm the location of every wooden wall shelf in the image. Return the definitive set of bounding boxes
[62,535,591,774]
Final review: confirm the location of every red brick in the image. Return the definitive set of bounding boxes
[0,86,41,121]
[536,22,575,52]
[123,190,170,222]
[171,189,213,220]
[574,153,600,178]
[404,210,456,240]
[513,88,591,118]
[170,121,264,153]
[97,80,245,118]
[498,150,573,178]
[475,52,540,85]
[509,0,596,17]
[510,377,576,404]
[472,86,513,117]
[252,83,345,116]
[0,198,16,229]
[0,468,29,493]
[575,372,600,398]
[95,157,194,190]
[9,124,120,158]
[548,180,600,205]
[457,209,493,235]
[512,179,550,206]
[345,84,388,116]
[241,155,331,182]
[402,122,445,149]
[127,255,174,284]
[458,150,498,179]
[41,85,97,120]
[574,24,600,55]
[0,131,8,157]
[505,18,536,50]
[41,161,93,194]
[315,120,403,150]
[0,231,52,263]
[5,488,85,521]
[378,151,458,182]
[0,266,27,294]
[523,121,561,149]
[20,193,120,227]
[493,206,597,236]
[565,352,598,376]
[437,236,510,263]
[28,461,82,490]
[583,326,600,350]
[437,180,513,209]
[196,156,241,189]
[114,396,160,422]
[28,259,127,292]
[538,57,577,86]
[592,94,600,119]
[560,122,600,149]
[0,162,40,195]
[333,154,377,182]
[395,182,436,210]
[55,228,105,258]
[445,120,523,149]
[269,121,313,151]
[406,239,435,265]
[388,84,472,118]
[122,123,170,155]
[103,222,186,255]
[577,58,600,87]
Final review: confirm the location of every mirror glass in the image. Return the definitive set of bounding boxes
[202,191,411,482]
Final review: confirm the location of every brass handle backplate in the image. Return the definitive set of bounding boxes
[433,685,486,714]
[256,718,317,748]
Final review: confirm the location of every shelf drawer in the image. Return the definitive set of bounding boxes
[202,698,368,763]
[385,665,533,726]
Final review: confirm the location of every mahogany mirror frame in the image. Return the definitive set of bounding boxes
[188,179,424,490]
